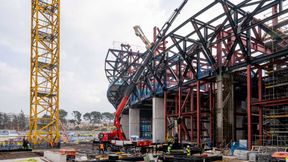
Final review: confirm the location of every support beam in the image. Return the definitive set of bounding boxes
[216,74,223,146]
[121,114,129,139]
[129,108,140,139]
[196,81,201,147]
[247,65,252,150]
[209,83,214,146]
[229,75,235,141]
[164,91,167,141]
[153,97,165,143]
[190,88,194,141]
[258,68,263,145]
[178,88,182,143]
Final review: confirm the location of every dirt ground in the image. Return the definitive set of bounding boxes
[0,151,42,160]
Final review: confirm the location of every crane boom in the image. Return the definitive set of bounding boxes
[133,25,152,49]
[113,0,188,140]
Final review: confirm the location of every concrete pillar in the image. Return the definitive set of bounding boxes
[129,108,140,139]
[216,74,234,145]
[216,74,224,145]
[121,114,129,139]
[152,97,165,143]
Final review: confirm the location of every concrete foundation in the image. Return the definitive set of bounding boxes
[121,114,129,139]
[129,108,140,138]
[44,151,66,162]
[152,97,165,143]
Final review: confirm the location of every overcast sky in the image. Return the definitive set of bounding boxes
[0,0,225,117]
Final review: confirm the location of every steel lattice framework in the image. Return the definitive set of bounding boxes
[29,0,60,145]
[105,0,288,149]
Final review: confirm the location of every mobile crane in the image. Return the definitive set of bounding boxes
[98,0,188,148]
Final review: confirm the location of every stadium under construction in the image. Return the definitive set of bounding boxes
[105,0,288,151]
[2,0,288,161]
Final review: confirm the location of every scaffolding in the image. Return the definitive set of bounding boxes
[261,65,288,145]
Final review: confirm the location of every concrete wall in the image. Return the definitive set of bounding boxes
[129,108,140,139]
[152,97,165,143]
[121,114,129,139]
[44,151,66,162]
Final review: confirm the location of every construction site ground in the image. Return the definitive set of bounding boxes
[0,144,251,162]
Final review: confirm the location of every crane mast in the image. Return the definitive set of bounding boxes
[29,0,61,146]
[113,0,188,140]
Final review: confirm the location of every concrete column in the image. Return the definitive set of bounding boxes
[152,97,165,143]
[121,114,129,139]
[129,108,140,139]
[216,74,223,145]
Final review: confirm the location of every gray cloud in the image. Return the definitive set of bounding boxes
[1,0,246,117]
[0,0,166,117]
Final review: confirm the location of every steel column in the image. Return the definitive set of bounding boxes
[190,88,194,141]
[164,91,167,142]
[178,87,181,143]
[258,68,263,145]
[247,65,252,150]
[209,83,214,146]
[197,81,201,147]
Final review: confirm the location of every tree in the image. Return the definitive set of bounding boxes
[11,115,19,130]
[83,112,91,123]
[102,112,114,123]
[72,111,82,125]
[18,111,27,131]
[3,113,10,129]
[90,111,102,124]
[0,111,28,130]
[0,113,4,129]
[68,119,77,127]
[59,109,68,124]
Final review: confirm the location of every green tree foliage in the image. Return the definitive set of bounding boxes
[102,112,114,122]
[18,111,27,130]
[72,111,82,125]
[59,109,68,124]
[90,111,102,124]
[0,111,28,131]
[68,119,77,126]
[83,112,92,123]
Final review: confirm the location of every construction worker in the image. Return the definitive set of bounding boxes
[167,144,172,153]
[99,143,105,154]
[22,137,28,149]
[186,145,191,156]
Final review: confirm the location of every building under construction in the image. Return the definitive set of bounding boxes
[2,0,288,161]
[105,0,288,151]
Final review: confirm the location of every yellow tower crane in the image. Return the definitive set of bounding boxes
[29,0,60,146]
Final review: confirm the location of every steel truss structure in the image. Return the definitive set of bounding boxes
[29,0,60,145]
[105,0,288,149]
